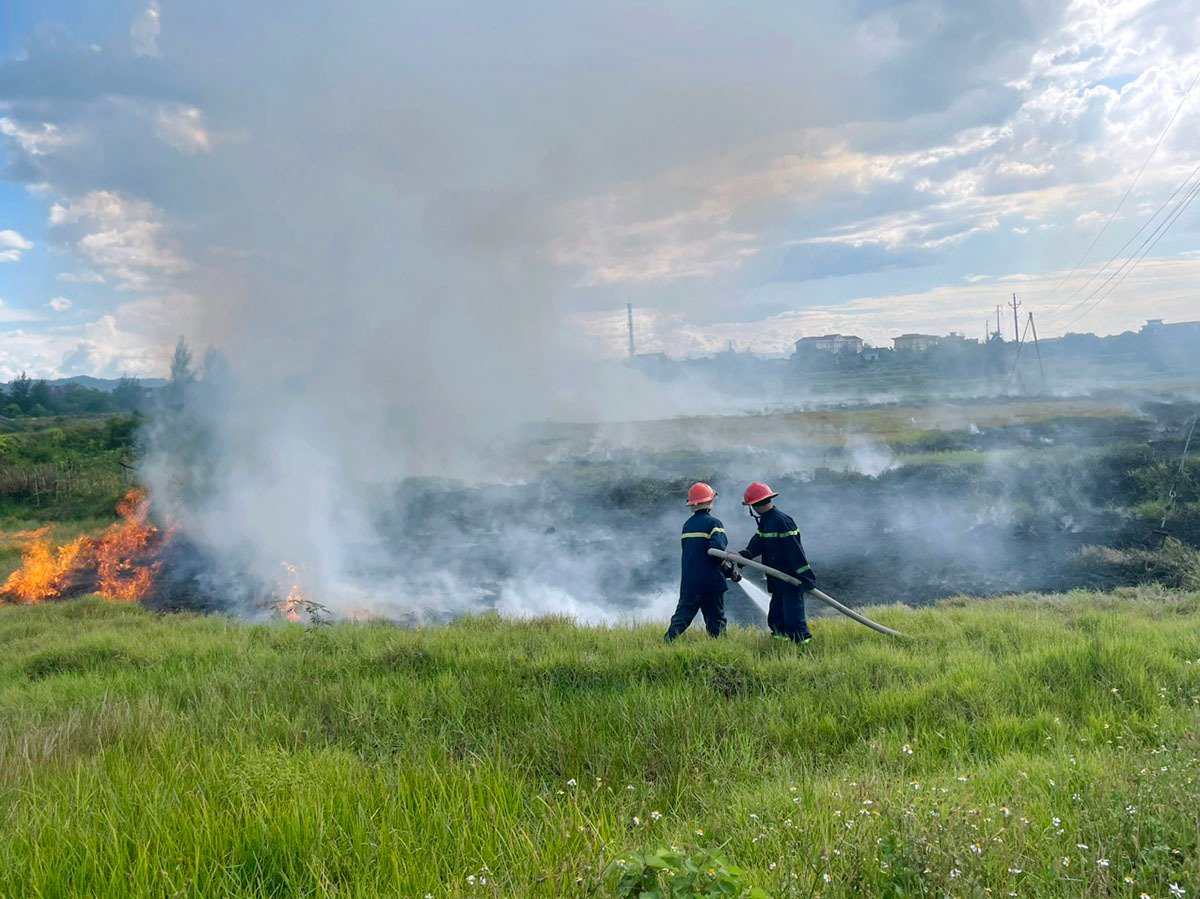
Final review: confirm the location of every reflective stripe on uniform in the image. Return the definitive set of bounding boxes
[756,529,800,538]
[682,528,726,539]
[796,564,811,574]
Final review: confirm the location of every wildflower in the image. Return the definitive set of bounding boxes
[466,875,476,886]
[1062,857,1070,866]
[566,778,577,787]
[1052,817,1061,827]
[556,790,565,796]
[1097,858,1110,869]
[1000,806,1010,817]
[695,829,704,837]
[902,744,914,755]
[833,810,841,817]
[769,862,778,871]
[957,775,968,782]
[1111,687,1120,694]
[969,844,982,856]
[632,816,640,826]
[823,873,832,883]
[650,811,662,822]
[1142,894,1153,899]
[1076,844,1089,851]
[950,868,961,879]
[1170,884,1186,898]
[1124,876,1135,884]
[626,784,635,792]
[480,877,487,886]
[749,813,759,820]
[1008,866,1023,874]
[615,860,626,869]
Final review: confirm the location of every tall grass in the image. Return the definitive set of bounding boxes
[1,591,1198,897]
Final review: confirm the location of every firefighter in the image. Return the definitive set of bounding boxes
[664,482,741,641]
[737,482,816,644]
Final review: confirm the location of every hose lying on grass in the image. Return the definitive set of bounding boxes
[707,548,905,639]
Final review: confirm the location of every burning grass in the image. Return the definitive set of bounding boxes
[1,589,1197,897]
[0,488,163,604]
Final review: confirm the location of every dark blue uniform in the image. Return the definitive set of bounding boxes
[740,507,815,642]
[665,509,729,640]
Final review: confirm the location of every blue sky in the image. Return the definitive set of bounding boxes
[1,0,1199,378]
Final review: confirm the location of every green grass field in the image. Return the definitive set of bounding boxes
[2,592,1198,898]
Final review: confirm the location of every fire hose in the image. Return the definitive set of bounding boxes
[707,548,904,639]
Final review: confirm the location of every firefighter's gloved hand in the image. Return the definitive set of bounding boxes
[721,562,742,582]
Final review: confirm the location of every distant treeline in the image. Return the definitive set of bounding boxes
[1,374,149,418]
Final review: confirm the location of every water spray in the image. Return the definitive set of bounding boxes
[707,548,905,638]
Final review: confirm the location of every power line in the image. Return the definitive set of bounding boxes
[1039,67,1200,310]
[1039,159,1200,325]
[1058,173,1200,329]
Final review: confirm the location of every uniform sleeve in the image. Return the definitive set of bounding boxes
[740,529,764,561]
[787,528,816,587]
[709,522,728,555]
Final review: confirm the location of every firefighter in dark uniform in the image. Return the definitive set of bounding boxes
[664,482,741,641]
[737,482,816,643]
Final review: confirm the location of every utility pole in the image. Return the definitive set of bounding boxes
[1010,293,1022,344]
[995,305,1003,341]
[984,320,989,343]
[626,303,635,360]
[1028,312,1046,393]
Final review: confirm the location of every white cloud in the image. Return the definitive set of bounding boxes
[154,105,212,154]
[49,190,188,290]
[56,269,106,283]
[0,118,69,156]
[0,229,34,262]
[130,1,161,57]
[48,297,72,312]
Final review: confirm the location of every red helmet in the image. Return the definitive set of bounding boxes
[742,482,778,506]
[686,482,717,506]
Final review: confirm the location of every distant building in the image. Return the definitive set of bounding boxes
[940,331,977,345]
[1141,318,1200,337]
[794,334,864,356]
[892,333,941,353]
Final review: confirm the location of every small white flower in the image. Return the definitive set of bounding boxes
[1076,844,1089,851]
[1170,884,1186,898]
[466,874,476,886]
[769,862,777,871]
[1052,817,1061,827]
[694,829,704,837]
[969,844,982,856]
[1062,857,1071,866]
[902,744,914,755]
[957,775,968,782]
[749,813,759,820]
[1008,867,1023,874]
[823,873,832,883]
[650,811,662,821]
[626,784,635,792]
[632,816,640,826]
[950,868,961,879]
[1124,876,1135,884]
[566,778,577,787]
[1097,858,1110,869]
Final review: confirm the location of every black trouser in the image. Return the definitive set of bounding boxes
[767,587,811,642]
[664,591,726,640]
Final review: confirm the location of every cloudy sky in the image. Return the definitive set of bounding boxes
[1,0,1198,378]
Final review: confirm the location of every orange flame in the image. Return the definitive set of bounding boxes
[95,488,160,602]
[1,489,164,604]
[0,529,89,602]
[275,562,305,621]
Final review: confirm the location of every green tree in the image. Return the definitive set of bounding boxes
[113,376,145,413]
[166,337,195,409]
[7,372,32,412]
[29,379,52,412]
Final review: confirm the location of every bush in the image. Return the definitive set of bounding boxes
[606,846,769,899]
